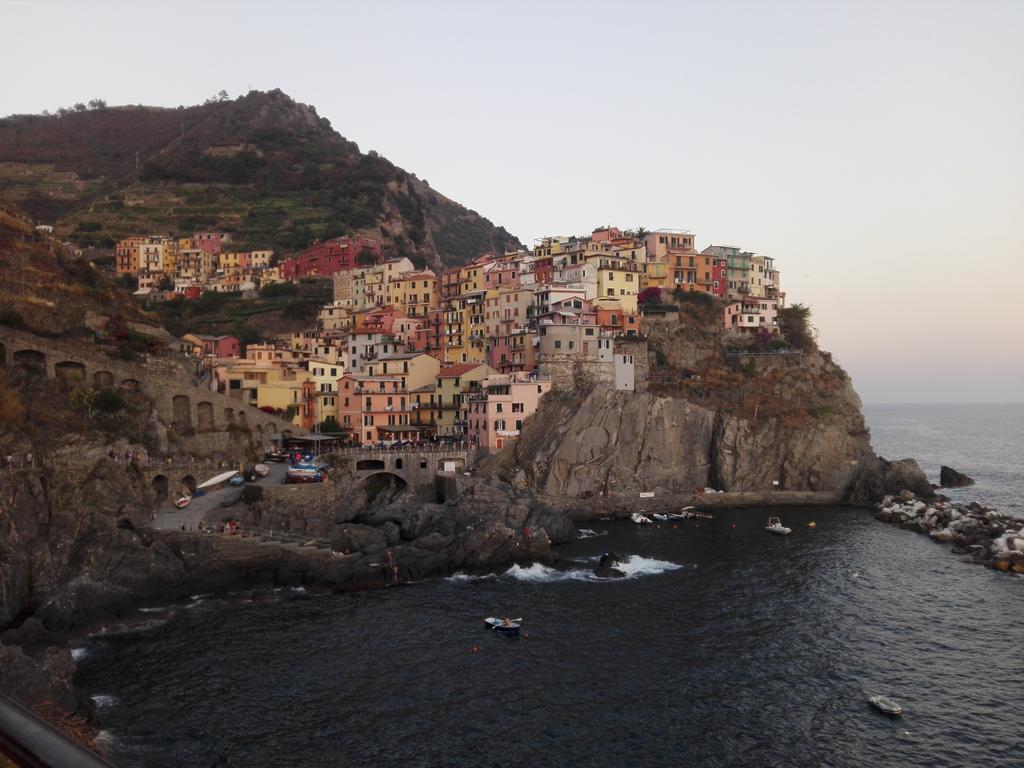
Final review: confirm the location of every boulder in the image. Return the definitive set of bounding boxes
[331,524,388,555]
[594,552,627,579]
[939,466,975,488]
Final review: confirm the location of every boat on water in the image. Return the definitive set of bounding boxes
[868,695,903,716]
[229,475,245,486]
[683,509,714,520]
[174,495,191,509]
[197,470,239,490]
[484,617,521,636]
[651,513,669,522]
[766,517,792,535]
[630,512,652,525]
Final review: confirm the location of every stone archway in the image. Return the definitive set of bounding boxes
[0,340,6,366]
[196,401,215,432]
[12,349,46,377]
[236,411,248,431]
[179,475,197,495]
[120,378,141,391]
[93,370,114,389]
[172,395,192,431]
[151,474,169,499]
[54,360,86,386]
[223,407,235,428]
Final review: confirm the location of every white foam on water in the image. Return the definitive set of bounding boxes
[91,694,118,708]
[504,556,687,583]
[615,555,688,578]
[577,528,608,539]
[70,647,88,661]
[138,606,168,614]
[446,572,498,582]
[290,586,306,593]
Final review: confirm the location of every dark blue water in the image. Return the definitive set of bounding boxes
[75,508,1024,767]
[864,402,1024,513]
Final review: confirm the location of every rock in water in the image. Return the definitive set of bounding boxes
[940,465,975,488]
[594,552,627,579]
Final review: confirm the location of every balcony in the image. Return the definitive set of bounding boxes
[496,429,521,437]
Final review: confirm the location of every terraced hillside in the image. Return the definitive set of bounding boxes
[0,89,522,268]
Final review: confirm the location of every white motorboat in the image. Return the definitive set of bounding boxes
[868,695,903,716]
[197,470,239,490]
[630,512,652,525]
[651,513,668,522]
[484,617,521,636]
[766,517,792,535]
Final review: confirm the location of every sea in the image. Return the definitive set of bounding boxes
[73,404,1024,768]
[863,402,1024,513]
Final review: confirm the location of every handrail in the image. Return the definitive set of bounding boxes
[0,693,116,768]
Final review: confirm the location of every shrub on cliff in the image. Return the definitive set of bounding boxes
[779,304,816,351]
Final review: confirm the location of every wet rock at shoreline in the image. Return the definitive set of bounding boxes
[594,552,627,579]
[875,494,1024,574]
[940,465,975,488]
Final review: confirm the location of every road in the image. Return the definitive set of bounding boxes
[153,462,289,531]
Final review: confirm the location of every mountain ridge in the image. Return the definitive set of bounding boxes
[0,89,523,268]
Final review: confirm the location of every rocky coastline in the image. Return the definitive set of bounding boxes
[875,492,1024,574]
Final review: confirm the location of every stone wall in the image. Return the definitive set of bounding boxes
[0,328,301,455]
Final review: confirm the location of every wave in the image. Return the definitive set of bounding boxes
[446,572,498,582]
[138,606,170,614]
[70,647,88,662]
[90,694,118,708]
[505,556,687,583]
[577,528,608,539]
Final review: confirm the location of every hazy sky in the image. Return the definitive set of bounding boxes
[3,0,1022,403]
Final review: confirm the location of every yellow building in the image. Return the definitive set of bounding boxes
[388,269,439,318]
[364,352,441,392]
[587,254,640,301]
[433,362,494,437]
[640,261,670,291]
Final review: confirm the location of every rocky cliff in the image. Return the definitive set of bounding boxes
[487,302,878,499]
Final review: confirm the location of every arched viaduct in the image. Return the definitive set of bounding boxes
[0,327,301,446]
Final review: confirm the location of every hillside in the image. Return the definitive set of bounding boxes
[0,196,162,338]
[0,89,523,268]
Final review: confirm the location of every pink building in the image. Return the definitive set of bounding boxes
[467,373,551,450]
[193,232,229,256]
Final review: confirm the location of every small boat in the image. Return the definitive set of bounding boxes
[174,495,191,509]
[766,517,792,535]
[254,463,270,477]
[630,512,652,525]
[286,462,326,483]
[197,470,239,490]
[229,475,245,486]
[667,512,687,521]
[868,695,903,716]
[651,513,669,522]
[683,509,714,520]
[484,617,521,636]
[808,521,817,529]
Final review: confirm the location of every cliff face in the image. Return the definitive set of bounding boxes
[487,307,876,499]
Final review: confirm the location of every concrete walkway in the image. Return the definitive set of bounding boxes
[153,462,288,531]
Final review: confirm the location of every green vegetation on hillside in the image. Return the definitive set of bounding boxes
[0,89,523,267]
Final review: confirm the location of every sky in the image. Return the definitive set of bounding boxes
[2,0,1022,403]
